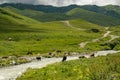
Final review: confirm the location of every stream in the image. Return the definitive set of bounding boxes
[0,50,120,80]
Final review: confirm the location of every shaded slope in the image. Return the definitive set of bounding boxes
[80,5,120,19]
[3,6,70,22]
[66,8,120,26]
[103,5,120,14]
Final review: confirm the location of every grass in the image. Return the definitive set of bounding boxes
[17,53,120,80]
[0,18,120,56]
[0,8,105,56]
[0,23,103,56]
[0,7,120,57]
[66,8,120,26]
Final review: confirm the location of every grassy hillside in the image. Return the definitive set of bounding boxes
[3,7,70,22]
[0,17,105,56]
[69,19,103,29]
[103,5,120,14]
[66,8,120,26]
[1,4,120,26]
[0,7,39,32]
[17,53,120,80]
[0,6,120,57]
[80,5,120,19]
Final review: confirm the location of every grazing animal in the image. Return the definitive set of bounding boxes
[36,56,41,60]
[48,52,52,55]
[90,53,95,57]
[56,50,62,53]
[62,53,67,62]
[2,56,9,59]
[79,55,85,58]
[67,51,71,56]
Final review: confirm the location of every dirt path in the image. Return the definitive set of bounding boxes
[79,42,89,48]
[102,31,111,38]
[108,35,120,42]
[62,21,73,27]
[79,27,119,48]
[61,21,85,30]
[0,50,120,80]
[79,29,111,48]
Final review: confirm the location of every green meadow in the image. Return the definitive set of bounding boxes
[0,20,104,56]
[0,7,120,56]
[0,3,120,80]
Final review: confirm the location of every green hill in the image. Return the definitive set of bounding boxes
[103,5,120,14]
[3,6,70,22]
[66,8,120,26]
[0,4,120,56]
[0,7,39,32]
[80,5,120,19]
[1,3,120,26]
[0,17,105,56]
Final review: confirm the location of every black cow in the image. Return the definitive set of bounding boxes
[36,56,41,60]
[62,53,67,62]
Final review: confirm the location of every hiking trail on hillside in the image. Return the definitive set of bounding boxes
[79,27,119,48]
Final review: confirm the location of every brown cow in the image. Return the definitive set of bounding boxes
[90,53,95,57]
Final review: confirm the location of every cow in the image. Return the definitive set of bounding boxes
[79,55,85,59]
[90,53,95,57]
[36,56,41,60]
[56,50,62,53]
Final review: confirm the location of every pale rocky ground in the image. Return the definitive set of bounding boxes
[0,50,120,80]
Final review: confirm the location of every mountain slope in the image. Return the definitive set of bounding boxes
[0,3,78,13]
[0,7,39,32]
[3,6,70,22]
[103,5,120,14]
[80,5,120,19]
[1,3,120,26]
[66,8,120,26]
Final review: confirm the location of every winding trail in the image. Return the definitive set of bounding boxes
[79,27,119,48]
[108,35,120,42]
[102,31,111,38]
[79,42,89,48]
[0,50,120,80]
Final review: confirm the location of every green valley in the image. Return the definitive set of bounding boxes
[0,3,120,80]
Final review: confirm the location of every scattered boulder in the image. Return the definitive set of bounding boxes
[8,37,12,41]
